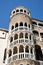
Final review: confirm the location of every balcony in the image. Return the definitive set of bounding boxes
[11,26,32,33]
[7,53,35,65]
[10,38,34,47]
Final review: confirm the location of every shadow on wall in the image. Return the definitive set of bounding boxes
[35,45,43,61]
[3,48,7,63]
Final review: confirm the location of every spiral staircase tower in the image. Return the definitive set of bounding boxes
[6,7,35,65]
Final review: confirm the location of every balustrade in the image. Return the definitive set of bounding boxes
[10,38,34,47]
[7,53,35,65]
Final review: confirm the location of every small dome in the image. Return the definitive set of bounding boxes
[10,6,31,18]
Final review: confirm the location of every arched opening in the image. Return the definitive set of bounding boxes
[14,34,18,40]
[9,49,12,57]
[15,23,18,28]
[24,22,27,27]
[38,23,43,27]
[40,33,43,38]
[29,35,31,40]
[11,25,14,30]
[20,22,23,26]
[13,47,17,54]
[3,48,7,63]
[13,11,15,14]
[19,45,24,53]
[20,9,23,12]
[25,33,28,39]
[35,45,42,60]
[33,30,39,36]
[32,21,37,25]
[25,46,29,53]
[16,9,19,12]
[30,47,33,54]
[24,10,26,13]
[28,24,30,28]
[33,30,39,39]
[19,33,23,38]
[10,37,13,43]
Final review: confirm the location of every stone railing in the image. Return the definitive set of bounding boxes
[10,38,34,47]
[7,53,35,65]
[11,26,32,33]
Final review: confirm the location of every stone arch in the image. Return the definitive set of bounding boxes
[25,46,29,53]
[14,34,18,40]
[19,45,24,53]
[19,32,23,38]
[13,46,17,54]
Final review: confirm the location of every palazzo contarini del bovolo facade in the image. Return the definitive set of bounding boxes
[0,6,43,65]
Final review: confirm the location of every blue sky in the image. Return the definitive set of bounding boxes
[0,0,43,29]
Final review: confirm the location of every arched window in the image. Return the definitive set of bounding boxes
[28,24,30,28]
[14,34,18,40]
[15,23,18,28]
[33,30,39,36]
[38,23,43,27]
[29,35,31,40]
[24,10,26,13]
[20,9,23,12]
[16,9,19,12]
[19,45,24,53]
[25,33,28,39]
[13,47,17,54]
[13,11,15,14]
[30,47,33,54]
[24,22,27,27]
[9,49,12,57]
[20,22,23,26]
[40,33,43,38]
[19,33,23,38]
[32,21,37,25]
[10,37,13,43]
[25,46,29,53]
[11,25,14,30]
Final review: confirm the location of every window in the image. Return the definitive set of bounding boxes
[19,45,24,53]
[10,37,13,43]
[20,22,23,26]
[20,9,23,12]
[13,47,17,54]
[28,12,29,15]
[14,34,18,40]
[29,35,31,40]
[15,23,18,28]
[13,11,15,14]
[11,25,14,30]
[32,21,37,25]
[38,23,43,27]
[25,33,28,39]
[9,49,12,57]
[25,46,29,53]
[24,10,26,13]
[24,22,27,27]
[28,24,30,28]
[19,33,23,38]
[40,33,43,38]
[33,30,39,36]
[30,47,33,54]
[16,9,19,12]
